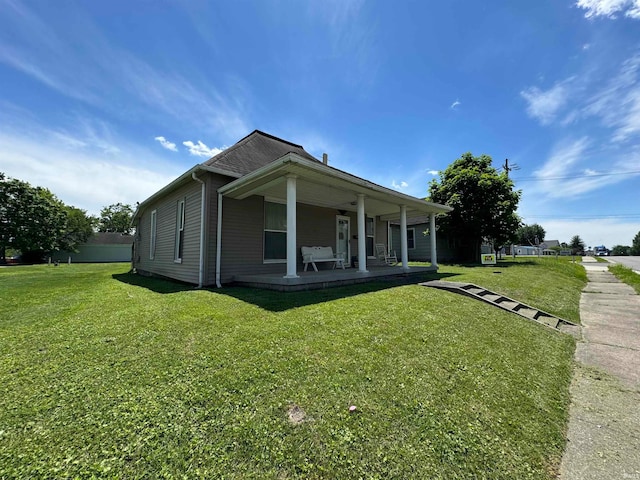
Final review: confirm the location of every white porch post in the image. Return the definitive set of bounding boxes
[430,212,438,268]
[284,174,299,278]
[357,194,368,273]
[400,205,409,272]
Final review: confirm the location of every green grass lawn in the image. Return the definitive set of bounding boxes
[417,257,587,324]
[609,263,640,294]
[0,262,579,479]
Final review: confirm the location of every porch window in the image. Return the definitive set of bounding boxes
[174,199,185,263]
[366,216,375,257]
[150,209,157,260]
[407,228,415,250]
[264,201,286,261]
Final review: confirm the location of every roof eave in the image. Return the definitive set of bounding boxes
[218,153,453,215]
[132,164,242,221]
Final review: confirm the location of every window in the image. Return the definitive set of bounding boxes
[366,216,375,257]
[264,201,287,261]
[407,228,415,249]
[174,200,185,262]
[149,210,157,259]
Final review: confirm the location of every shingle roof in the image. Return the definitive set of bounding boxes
[203,130,320,176]
[86,232,134,245]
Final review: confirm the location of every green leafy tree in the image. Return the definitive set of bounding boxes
[569,235,586,255]
[59,206,95,252]
[98,203,134,234]
[428,152,521,261]
[611,245,630,256]
[631,231,640,255]
[0,173,67,262]
[515,224,546,246]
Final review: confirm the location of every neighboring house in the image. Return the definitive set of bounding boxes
[389,216,455,262]
[51,232,133,263]
[513,245,540,256]
[132,130,452,288]
[540,239,560,256]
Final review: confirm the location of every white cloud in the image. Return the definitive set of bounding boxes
[0,113,181,215]
[529,137,640,199]
[427,170,439,176]
[521,81,571,125]
[584,54,640,142]
[182,140,224,158]
[576,0,640,19]
[0,2,249,142]
[154,136,177,152]
[308,0,379,91]
[391,180,409,190]
[450,99,461,109]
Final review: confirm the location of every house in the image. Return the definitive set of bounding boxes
[389,216,455,262]
[132,130,453,290]
[51,232,133,263]
[540,240,560,256]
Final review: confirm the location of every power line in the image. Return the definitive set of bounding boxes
[512,170,640,182]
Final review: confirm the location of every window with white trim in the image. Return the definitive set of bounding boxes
[366,216,375,257]
[264,200,287,261]
[407,228,415,250]
[174,199,185,262]
[150,210,157,259]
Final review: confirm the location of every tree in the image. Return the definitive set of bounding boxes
[515,223,546,246]
[631,231,640,256]
[569,235,586,255]
[98,203,134,234]
[428,152,521,261]
[0,173,67,262]
[0,174,96,262]
[58,206,95,252]
[611,245,630,256]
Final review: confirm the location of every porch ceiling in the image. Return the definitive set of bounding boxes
[218,153,452,220]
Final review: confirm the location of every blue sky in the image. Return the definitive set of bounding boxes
[1,0,639,249]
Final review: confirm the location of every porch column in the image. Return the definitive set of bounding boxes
[357,194,368,273]
[284,174,299,278]
[430,212,438,268]
[400,205,409,272]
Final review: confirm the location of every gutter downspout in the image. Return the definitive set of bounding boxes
[191,172,205,288]
[215,192,223,288]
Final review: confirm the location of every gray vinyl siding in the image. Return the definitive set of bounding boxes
[217,197,338,283]
[134,181,202,284]
[390,223,454,262]
[204,174,229,286]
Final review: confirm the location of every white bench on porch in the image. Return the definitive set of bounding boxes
[301,246,345,272]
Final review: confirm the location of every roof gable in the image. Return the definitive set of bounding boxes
[203,130,320,176]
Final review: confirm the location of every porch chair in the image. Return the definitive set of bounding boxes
[375,244,398,266]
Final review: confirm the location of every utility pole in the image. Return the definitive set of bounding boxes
[503,158,520,178]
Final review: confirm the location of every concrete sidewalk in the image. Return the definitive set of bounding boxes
[560,257,640,479]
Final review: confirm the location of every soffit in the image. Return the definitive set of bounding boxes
[219,154,452,220]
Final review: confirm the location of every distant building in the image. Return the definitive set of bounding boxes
[51,232,133,263]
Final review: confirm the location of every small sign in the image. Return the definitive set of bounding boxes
[481,253,497,265]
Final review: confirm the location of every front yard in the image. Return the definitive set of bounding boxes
[0,260,581,478]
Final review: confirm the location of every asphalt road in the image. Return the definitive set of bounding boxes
[609,256,640,272]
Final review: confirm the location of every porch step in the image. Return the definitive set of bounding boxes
[420,280,579,336]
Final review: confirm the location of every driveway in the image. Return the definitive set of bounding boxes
[608,255,640,273]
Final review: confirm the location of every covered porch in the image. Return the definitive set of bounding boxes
[215,153,452,288]
[233,264,438,292]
